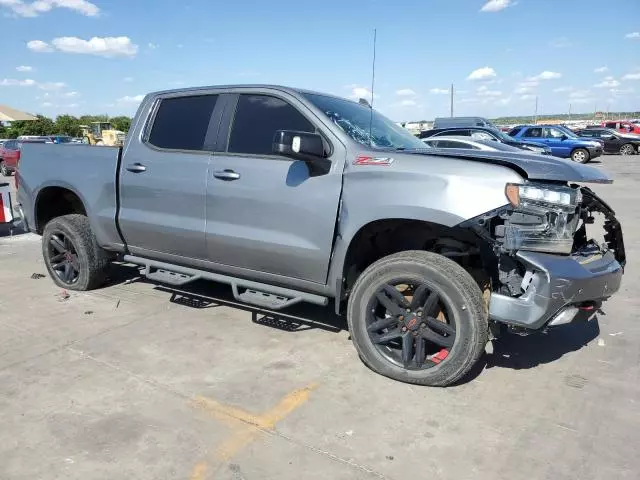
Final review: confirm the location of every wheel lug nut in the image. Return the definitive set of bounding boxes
[401,326,407,332]
[398,315,404,321]
[421,323,426,328]
[417,311,422,317]
[406,309,411,313]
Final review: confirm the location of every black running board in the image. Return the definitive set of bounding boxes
[123,255,328,310]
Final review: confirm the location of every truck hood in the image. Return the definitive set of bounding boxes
[405,150,612,184]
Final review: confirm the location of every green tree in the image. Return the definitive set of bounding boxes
[55,115,81,137]
[7,115,55,137]
[110,116,132,133]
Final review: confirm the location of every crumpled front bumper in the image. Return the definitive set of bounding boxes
[489,250,623,329]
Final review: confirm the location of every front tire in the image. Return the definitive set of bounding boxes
[0,161,10,177]
[347,251,488,387]
[620,144,635,156]
[42,214,110,291]
[571,148,590,163]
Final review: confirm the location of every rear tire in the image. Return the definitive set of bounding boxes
[42,214,110,291]
[0,161,10,177]
[347,250,488,387]
[571,148,590,163]
[620,144,635,156]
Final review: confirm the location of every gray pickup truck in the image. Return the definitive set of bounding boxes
[16,85,626,386]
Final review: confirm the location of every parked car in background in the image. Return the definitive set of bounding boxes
[0,138,47,176]
[433,116,496,129]
[576,127,640,155]
[509,125,603,163]
[420,126,552,155]
[45,135,73,144]
[601,121,640,135]
[422,136,528,153]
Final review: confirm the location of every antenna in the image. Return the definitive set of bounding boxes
[368,28,377,146]
[450,83,454,117]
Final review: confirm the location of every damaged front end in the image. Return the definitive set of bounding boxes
[465,182,625,331]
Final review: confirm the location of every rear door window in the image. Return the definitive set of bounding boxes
[436,140,475,149]
[148,94,218,151]
[605,122,617,129]
[228,95,315,155]
[523,127,542,138]
[470,130,494,140]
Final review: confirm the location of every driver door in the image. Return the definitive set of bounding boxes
[543,127,571,157]
[205,92,344,284]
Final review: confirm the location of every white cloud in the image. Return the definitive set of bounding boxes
[27,40,53,52]
[29,37,139,57]
[622,72,640,80]
[529,71,562,81]
[51,36,138,57]
[345,85,378,102]
[398,99,417,107]
[515,86,532,94]
[148,42,158,49]
[118,94,145,103]
[553,86,573,93]
[594,78,620,88]
[467,66,497,81]
[570,90,592,99]
[0,0,99,17]
[625,32,640,39]
[610,88,634,96]
[16,65,33,72]
[38,81,66,90]
[497,97,511,106]
[549,37,572,48]
[480,0,514,12]
[63,91,79,97]
[519,80,539,88]
[594,66,608,73]
[0,78,37,86]
[429,88,449,95]
[66,103,79,108]
[123,77,134,82]
[41,102,53,107]
[477,85,502,97]
[396,88,416,96]
[520,94,535,100]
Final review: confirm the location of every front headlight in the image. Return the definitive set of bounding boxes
[499,183,582,254]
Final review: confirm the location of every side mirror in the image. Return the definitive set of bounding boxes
[560,134,568,140]
[273,130,330,175]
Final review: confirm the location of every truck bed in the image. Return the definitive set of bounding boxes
[17,143,124,250]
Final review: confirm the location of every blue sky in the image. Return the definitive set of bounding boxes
[1,0,639,121]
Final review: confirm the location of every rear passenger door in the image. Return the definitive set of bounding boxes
[118,93,220,260]
[205,92,344,284]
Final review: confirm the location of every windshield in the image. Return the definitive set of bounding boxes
[490,128,517,142]
[554,125,579,138]
[303,93,427,150]
[54,136,72,144]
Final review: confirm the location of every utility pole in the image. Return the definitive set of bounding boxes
[568,103,572,122]
[534,96,538,124]
[450,83,454,117]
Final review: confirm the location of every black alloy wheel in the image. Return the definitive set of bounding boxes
[46,231,81,285]
[367,281,455,369]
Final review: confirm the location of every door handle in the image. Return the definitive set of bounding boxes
[213,169,240,181]
[126,163,147,173]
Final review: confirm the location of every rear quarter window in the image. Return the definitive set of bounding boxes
[508,127,522,136]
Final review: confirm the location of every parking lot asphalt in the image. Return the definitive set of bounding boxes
[1,155,639,480]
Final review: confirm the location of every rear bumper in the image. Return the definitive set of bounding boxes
[489,250,623,329]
